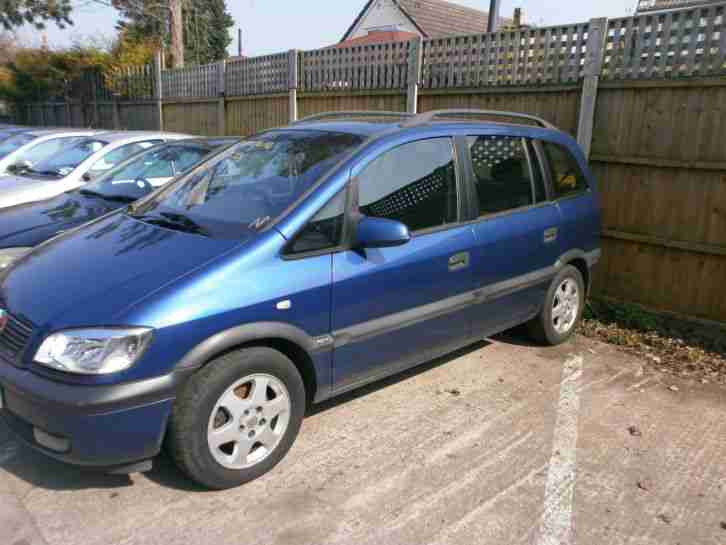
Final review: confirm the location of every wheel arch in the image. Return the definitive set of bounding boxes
[556,248,598,295]
[175,322,322,407]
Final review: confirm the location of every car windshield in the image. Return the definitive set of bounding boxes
[10,136,87,171]
[23,138,108,179]
[130,130,363,238]
[81,143,213,203]
[0,134,36,159]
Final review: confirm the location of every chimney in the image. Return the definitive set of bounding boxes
[513,8,522,28]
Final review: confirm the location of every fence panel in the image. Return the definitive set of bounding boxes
[162,63,221,99]
[226,53,289,97]
[591,78,726,321]
[299,41,411,92]
[602,5,726,80]
[119,103,160,130]
[163,100,220,135]
[226,95,289,136]
[298,91,407,119]
[421,23,590,88]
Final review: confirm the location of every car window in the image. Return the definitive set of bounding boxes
[542,142,588,199]
[15,136,84,167]
[174,148,208,173]
[129,130,364,239]
[289,191,346,254]
[467,135,534,216]
[358,138,458,233]
[83,144,209,202]
[0,133,36,159]
[28,139,107,178]
[87,141,160,178]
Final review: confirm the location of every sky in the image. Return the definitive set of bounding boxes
[15,0,638,56]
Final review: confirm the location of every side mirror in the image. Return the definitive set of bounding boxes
[355,216,411,249]
[8,160,30,174]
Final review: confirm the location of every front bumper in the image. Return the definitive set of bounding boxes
[0,359,193,468]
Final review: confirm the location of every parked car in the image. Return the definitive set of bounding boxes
[0,129,100,175]
[0,131,189,209]
[0,137,238,270]
[0,127,35,154]
[0,110,600,489]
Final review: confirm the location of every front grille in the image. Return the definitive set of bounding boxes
[0,313,34,366]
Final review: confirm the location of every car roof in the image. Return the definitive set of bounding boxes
[286,121,401,137]
[289,110,565,139]
[91,131,190,143]
[169,137,240,148]
[24,128,101,137]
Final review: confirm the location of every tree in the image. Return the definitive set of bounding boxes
[0,0,73,30]
[112,0,233,67]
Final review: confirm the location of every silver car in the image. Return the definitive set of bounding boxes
[0,131,190,209]
[0,129,100,175]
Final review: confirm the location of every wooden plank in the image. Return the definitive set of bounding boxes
[602,229,726,257]
[590,153,726,171]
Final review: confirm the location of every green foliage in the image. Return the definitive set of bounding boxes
[0,0,73,30]
[115,0,233,65]
[584,298,661,332]
[0,46,112,102]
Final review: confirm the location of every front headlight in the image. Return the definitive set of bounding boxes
[35,328,153,375]
[0,247,32,270]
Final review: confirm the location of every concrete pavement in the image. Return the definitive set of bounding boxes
[1,333,725,545]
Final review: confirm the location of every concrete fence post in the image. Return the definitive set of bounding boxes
[288,49,299,123]
[112,100,121,129]
[154,50,164,131]
[407,37,423,114]
[217,60,227,135]
[577,17,608,159]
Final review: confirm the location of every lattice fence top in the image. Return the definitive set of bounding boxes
[162,63,222,99]
[226,53,290,97]
[108,65,155,101]
[58,1,726,104]
[602,4,726,79]
[299,41,412,92]
[421,22,592,88]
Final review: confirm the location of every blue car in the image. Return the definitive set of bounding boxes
[0,110,600,489]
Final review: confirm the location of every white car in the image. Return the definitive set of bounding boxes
[0,131,190,209]
[0,129,101,175]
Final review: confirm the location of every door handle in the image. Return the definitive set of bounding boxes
[448,252,470,271]
[544,227,559,244]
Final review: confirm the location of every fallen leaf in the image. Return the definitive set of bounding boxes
[628,425,642,437]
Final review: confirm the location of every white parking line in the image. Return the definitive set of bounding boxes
[534,354,584,545]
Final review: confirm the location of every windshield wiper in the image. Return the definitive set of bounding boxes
[135,212,210,237]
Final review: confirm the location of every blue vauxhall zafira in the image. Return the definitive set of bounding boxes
[0,111,601,489]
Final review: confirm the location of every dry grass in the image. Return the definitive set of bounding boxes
[579,299,726,385]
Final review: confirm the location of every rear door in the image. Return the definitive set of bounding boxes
[463,133,562,336]
[330,136,476,392]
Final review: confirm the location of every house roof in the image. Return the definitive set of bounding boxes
[342,0,494,42]
[334,30,419,48]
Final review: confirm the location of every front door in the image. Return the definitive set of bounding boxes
[331,137,475,392]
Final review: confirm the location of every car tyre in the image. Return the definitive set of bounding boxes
[528,264,585,346]
[167,347,306,490]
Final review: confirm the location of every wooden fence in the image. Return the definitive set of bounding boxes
[16,3,726,323]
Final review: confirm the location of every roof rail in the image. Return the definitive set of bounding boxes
[402,109,556,130]
[293,111,416,124]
